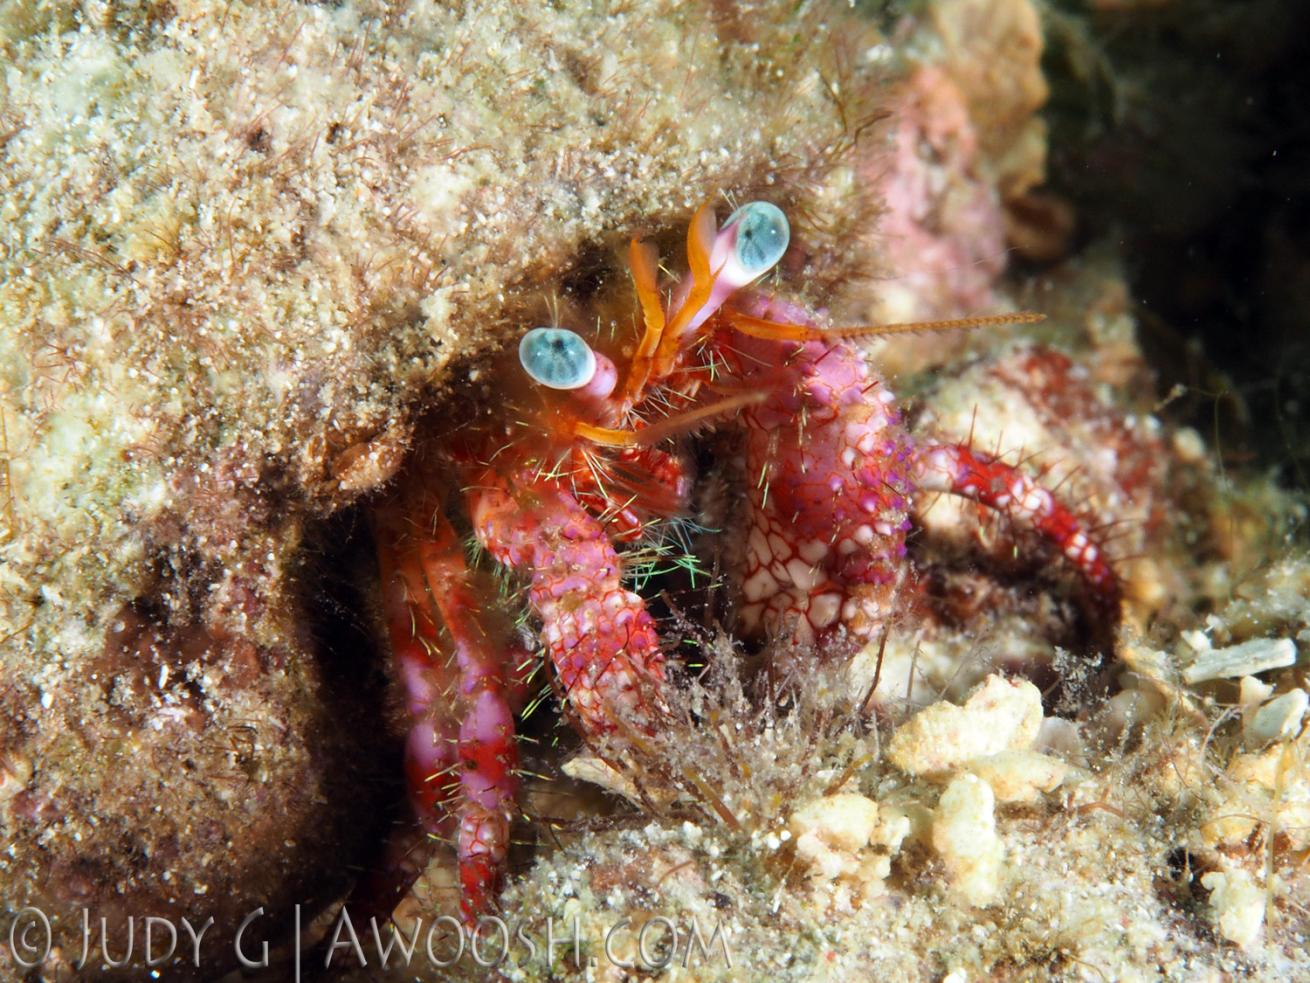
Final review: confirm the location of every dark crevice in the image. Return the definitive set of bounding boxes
[1043,0,1310,490]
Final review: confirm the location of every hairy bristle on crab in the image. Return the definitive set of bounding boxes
[370,200,1123,921]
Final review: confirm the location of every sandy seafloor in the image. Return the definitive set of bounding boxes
[1,0,1308,980]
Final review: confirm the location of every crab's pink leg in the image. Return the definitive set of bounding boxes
[911,442,1122,611]
[375,499,524,922]
[467,468,666,741]
[376,506,458,821]
[417,525,525,920]
[365,510,459,918]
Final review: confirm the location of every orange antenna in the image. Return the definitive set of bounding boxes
[622,238,666,402]
[728,310,1046,343]
[621,202,723,404]
[652,203,720,368]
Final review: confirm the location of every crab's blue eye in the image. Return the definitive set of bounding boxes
[728,201,789,274]
[518,327,597,390]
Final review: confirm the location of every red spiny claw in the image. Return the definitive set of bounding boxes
[719,289,1121,655]
[468,468,667,741]
[724,298,917,648]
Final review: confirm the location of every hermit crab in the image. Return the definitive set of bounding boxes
[372,200,1122,921]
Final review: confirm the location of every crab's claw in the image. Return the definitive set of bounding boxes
[468,469,668,742]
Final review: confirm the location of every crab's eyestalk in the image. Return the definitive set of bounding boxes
[519,327,597,390]
[663,201,793,348]
[724,201,789,278]
[709,201,790,298]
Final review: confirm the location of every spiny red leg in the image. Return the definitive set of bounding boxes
[467,468,666,741]
[912,442,1122,614]
[416,521,523,921]
[376,496,523,923]
[376,503,457,828]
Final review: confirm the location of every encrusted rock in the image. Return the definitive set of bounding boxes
[932,773,1003,906]
[888,674,1044,776]
[1201,868,1266,950]
[965,749,1068,803]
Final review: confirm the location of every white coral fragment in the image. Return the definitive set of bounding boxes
[1244,689,1308,748]
[790,794,880,856]
[1201,868,1266,950]
[932,773,1003,906]
[888,674,1044,776]
[1238,674,1275,709]
[966,749,1068,803]
[789,794,879,882]
[1181,637,1296,684]
[1201,740,1310,852]
[788,794,902,906]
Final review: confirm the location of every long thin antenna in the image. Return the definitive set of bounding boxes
[729,309,1046,343]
